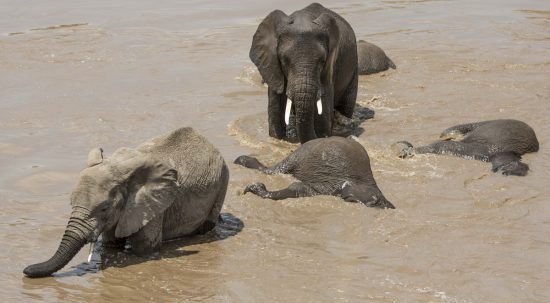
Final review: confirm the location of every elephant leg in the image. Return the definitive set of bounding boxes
[401,140,490,161]
[439,121,491,140]
[244,182,317,200]
[268,88,287,139]
[102,228,126,249]
[196,165,229,235]
[335,70,358,118]
[234,153,299,175]
[129,213,163,256]
[491,152,529,176]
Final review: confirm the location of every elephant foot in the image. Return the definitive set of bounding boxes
[331,106,375,137]
[490,152,529,176]
[332,111,359,137]
[269,127,286,140]
[244,182,270,198]
[392,141,415,158]
[194,219,217,235]
[491,158,529,177]
[499,161,529,176]
[234,155,265,170]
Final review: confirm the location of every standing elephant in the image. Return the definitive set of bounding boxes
[250,3,358,143]
[357,40,396,75]
[23,127,229,278]
[395,119,539,176]
[234,136,395,209]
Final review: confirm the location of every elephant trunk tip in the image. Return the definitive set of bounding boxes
[23,262,56,278]
[387,58,396,69]
[382,199,396,209]
[23,219,91,278]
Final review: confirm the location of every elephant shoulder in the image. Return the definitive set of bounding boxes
[142,127,226,193]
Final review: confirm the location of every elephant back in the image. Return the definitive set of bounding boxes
[293,137,376,194]
[137,127,226,194]
[465,120,539,155]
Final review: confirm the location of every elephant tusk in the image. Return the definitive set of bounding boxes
[87,242,95,263]
[316,99,323,115]
[285,98,292,125]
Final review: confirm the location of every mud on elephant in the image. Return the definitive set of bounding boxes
[234,136,394,209]
[250,3,359,143]
[24,127,229,278]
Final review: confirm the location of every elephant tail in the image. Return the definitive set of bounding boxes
[387,57,396,69]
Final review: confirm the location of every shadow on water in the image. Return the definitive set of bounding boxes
[47,213,244,278]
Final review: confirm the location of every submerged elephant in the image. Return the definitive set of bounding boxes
[395,119,539,176]
[234,136,394,209]
[23,127,229,278]
[357,40,396,75]
[250,3,358,143]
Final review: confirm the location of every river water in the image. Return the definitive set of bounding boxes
[1,0,549,302]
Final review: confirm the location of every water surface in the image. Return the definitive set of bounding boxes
[1,0,549,302]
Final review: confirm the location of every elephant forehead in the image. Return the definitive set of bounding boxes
[71,170,115,207]
[288,14,320,29]
[281,26,326,44]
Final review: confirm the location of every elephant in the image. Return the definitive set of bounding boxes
[357,40,396,75]
[250,3,358,143]
[234,136,395,209]
[23,127,229,278]
[395,119,539,176]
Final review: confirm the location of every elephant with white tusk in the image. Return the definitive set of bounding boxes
[23,127,229,278]
[250,3,359,143]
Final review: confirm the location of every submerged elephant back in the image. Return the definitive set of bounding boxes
[293,137,375,194]
[357,41,392,75]
[464,120,539,155]
[137,127,226,193]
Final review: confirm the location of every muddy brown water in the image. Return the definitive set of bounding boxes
[1,0,549,302]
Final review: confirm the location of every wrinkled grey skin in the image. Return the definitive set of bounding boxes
[396,119,539,176]
[234,136,394,209]
[250,3,358,143]
[357,40,396,75]
[24,127,229,278]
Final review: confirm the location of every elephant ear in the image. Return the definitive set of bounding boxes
[114,157,179,238]
[313,13,340,74]
[87,148,103,167]
[250,10,289,94]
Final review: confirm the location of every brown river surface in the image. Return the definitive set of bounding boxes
[1,0,549,302]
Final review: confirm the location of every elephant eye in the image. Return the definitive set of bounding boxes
[97,201,110,213]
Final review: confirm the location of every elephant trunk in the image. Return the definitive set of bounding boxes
[23,208,94,278]
[294,97,317,143]
[287,70,322,143]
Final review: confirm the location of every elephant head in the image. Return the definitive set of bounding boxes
[250,8,339,143]
[341,181,395,209]
[23,147,178,278]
